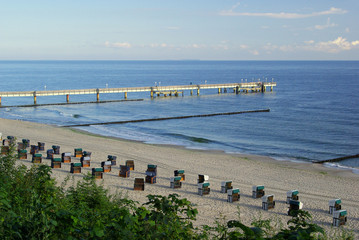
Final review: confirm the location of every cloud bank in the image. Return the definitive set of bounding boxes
[220,5,347,19]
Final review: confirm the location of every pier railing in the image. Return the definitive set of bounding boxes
[0,82,276,106]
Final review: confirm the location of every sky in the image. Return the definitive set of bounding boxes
[1,0,358,60]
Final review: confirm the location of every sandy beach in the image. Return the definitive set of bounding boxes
[1,118,358,236]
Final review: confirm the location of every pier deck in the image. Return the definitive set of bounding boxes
[0,82,276,105]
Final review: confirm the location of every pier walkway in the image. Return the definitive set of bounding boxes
[0,82,276,106]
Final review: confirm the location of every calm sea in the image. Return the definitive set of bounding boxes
[0,61,358,172]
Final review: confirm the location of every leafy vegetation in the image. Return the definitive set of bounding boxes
[0,142,354,239]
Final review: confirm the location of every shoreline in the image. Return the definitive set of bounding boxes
[71,125,359,176]
[1,118,358,236]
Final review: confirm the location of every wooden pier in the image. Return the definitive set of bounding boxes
[0,82,276,106]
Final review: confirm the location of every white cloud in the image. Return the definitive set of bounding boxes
[260,37,359,54]
[314,18,337,30]
[105,41,131,48]
[219,6,347,19]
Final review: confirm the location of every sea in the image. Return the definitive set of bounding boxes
[0,60,358,173]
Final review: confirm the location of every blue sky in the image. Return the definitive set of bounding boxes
[1,0,358,60]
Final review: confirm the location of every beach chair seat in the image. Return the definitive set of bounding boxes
[38,142,45,151]
[32,153,42,163]
[145,175,157,184]
[46,149,54,159]
[262,195,275,210]
[52,145,60,154]
[74,148,83,158]
[252,185,265,198]
[22,139,30,148]
[61,152,72,163]
[92,167,104,179]
[17,142,26,150]
[18,149,27,160]
[126,160,135,170]
[107,155,117,166]
[286,190,299,204]
[134,178,145,191]
[329,199,342,214]
[221,180,233,193]
[51,158,62,168]
[198,174,209,184]
[119,165,130,178]
[30,145,39,155]
[101,161,112,172]
[70,162,82,173]
[170,177,182,189]
[332,210,347,226]
[288,200,303,217]
[227,188,240,203]
[174,170,185,181]
[1,146,10,155]
[198,182,210,196]
[81,156,91,167]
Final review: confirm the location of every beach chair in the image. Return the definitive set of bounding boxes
[32,153,42,163]
[221,180,233,193]
[134,178,145,191]
[126,160,135,170]
[92,167,104,179]
[22,139,30,148]
[46,149,54,159]
[174,170,185,181]
[74,148,83,158]
[30,145,39,155]
[2,139,10,146]
[262,195,275,210]
[198,174,209,184]
[227,188,240,203]
[101,161,112,172]
[119,165,130,178]
[332,210,347,227]
[286,190,299,203]
[52,145,60,155]
[81,156,91,167]
[145,164,157,184]
[170,176,182,189]
[38,142,45,151]
[252,185,265,198]
[1,146,10,155]
[17,142,26,150]
[198,182,210,196]
[70,163,82,173]
[83,151,91,158]
[329,199,342,214]
[7,136,15,145]
[107,155,117,166]
[62,152,71,163]
[18,149,27,160]
[51,158,62,169]
[288,200,303,217]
